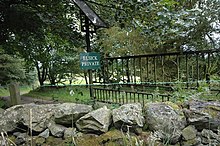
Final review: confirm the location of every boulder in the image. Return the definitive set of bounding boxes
[0,103,57,132]
[182,125,197,141]
[201,129,219,142]
[76,106,112,134]
[48,122,66,138]
[54,103,93,125]
[182,137,201,146]
[183,100,220,132]
[0,104,25,132]
[145,102,186,144]
[14,132,27,145]
[0,108,4,115]
[35,137,46,145]
[21,104,57,132]
[0,103,93,133]
[39,129,50,139]
[112,103,144,133]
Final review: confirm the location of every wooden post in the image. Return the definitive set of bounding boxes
[85,17,94,99]
[9,82,21,105]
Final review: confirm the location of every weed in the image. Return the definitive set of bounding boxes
[0,131,16,146]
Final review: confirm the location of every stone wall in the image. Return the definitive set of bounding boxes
[0,100,220,146]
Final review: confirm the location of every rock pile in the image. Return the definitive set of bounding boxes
[0,100,219,146]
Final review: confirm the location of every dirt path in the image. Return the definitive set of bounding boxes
[1,95,60,106]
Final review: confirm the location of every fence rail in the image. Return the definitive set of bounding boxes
[94,87,171,105]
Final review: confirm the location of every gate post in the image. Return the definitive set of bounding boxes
[9,82,21,106]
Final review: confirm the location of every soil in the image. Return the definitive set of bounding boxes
[0,95,60,108]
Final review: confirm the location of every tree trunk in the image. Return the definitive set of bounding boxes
[84,71,88,87]
[36,62,47,86]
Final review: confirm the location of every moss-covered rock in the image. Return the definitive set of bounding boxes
[183,100,220,132]
[112,103,144,134]
[76,130,124,146]
[144,102,186,144]
[182,137,201,146]
[182,125,197,140]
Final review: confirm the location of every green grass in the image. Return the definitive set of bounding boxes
[24,85,91,104]
[0,99,5,108]
[0,86,32,97]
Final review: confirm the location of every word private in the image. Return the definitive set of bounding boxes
[80,52,101,70]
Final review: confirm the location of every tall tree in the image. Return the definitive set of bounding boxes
[89,0,220,55]
[0,0,84,85]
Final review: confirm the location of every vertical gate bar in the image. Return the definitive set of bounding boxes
[100,89,102,101]
[106,60,109,83]
[103,90,105,102]
[94,89,96,100]
[118,91,121,104]
[116,59,119,82]
[122,92,125,104]
[130,59,133,82]
[146,57,149,83]
[99,89,101,101]
[105,90,107,102]
[134,58,136,83]
[103,59,106,83]
[177,55,180,81]
[154,56,157,86]
[112,59,114,83]
[122,59,124,83]
[94,71,97,83]
[104,90,106,102]
[98,89,100,101]
[111,90,113,103]
[126,59,130,84]
[126,92,128,103]
[130,92,132,103]
[179,55,181,81]
[106,90,108,102]
[196,53,199,88]
[186,54,189,88]
[162,56,164,82]
[138,93,140,103]
[96,89,98,101]
[103,89,105,102]
[115,90,117,103]
[140,58,142,84]
[134,93,136,103]
[208,53,210,73]
[107,90,109,102]
[142,94,144,106]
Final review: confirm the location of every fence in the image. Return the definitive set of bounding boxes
[94,87,171,106]
[93,49,219,89]
[92,49,220,104]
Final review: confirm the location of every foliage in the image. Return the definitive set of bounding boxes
[171,81,220,102]
[0,54,26,85]
[0,0,84,85]
[91,0,220,55]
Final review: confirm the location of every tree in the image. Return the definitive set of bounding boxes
[1,0,84,85]
[0,54,25,85]
[89,0,220,54]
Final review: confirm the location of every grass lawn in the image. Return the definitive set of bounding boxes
[24,85,92,104]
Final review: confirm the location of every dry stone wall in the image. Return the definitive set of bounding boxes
[0,100,220,146]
